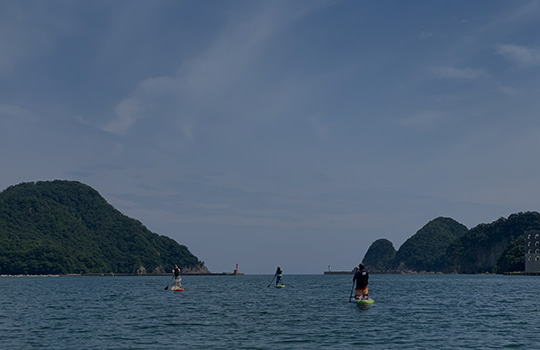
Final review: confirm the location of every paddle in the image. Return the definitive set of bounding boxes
[348,280,355,302]
[165,276,174,290]
[267,274,276,287]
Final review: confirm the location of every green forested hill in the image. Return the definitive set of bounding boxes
[362,238,396,272]
[393,217,468,272]
[444,211,540,274]
[362,213,539,274]
[0,180,206,275]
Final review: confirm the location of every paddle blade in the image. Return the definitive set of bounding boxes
[165,285,169,290]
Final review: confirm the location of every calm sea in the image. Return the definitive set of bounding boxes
[1,274,539,349]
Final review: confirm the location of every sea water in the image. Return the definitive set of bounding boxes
[1,274,539,349]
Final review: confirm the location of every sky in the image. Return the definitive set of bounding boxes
[2,1,540,274]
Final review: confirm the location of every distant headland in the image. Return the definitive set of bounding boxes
[0,180,209,275]
[359,213,540,274]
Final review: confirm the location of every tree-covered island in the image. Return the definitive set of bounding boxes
[363,212,540,274]
[0,180,208,275]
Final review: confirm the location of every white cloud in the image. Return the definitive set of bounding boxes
[139,76,179,96]
[420,31,432,39]
[0,104,38,121]
[399,110,445,127]
[174,119,195,141]
[102,97,141,135]
[309,117,328,139]
[495,43,540,65]
[101,2,328,136]
[497,85,520,96]
[431,66,490,80]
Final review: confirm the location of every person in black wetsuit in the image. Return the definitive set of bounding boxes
[353,263,369,300]
[275,266,283,286]
[172,264,182,288]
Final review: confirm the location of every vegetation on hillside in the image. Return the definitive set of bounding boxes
[362,238,396,272]
[362,212,537,274]
[444,212,540,274]
[393,217,468,272]
[0,180,205,275]
[496,234,525,273]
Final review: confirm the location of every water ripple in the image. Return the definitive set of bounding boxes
[1,274,540,349]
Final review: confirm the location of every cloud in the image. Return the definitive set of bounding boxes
[139,76,178,96]
[102,97,141,135]
[309,117,329,139]
[495,43,540,65]
[496,85,520,96]
[431,66,490,80]
[399,110,445,128]
[420,31,433,39]
[100,2,328,136]
[0,104,38,121]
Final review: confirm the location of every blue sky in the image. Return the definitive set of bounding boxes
[2,1,540,274]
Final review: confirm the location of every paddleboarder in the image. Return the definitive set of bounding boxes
[275,266,283,286]
[172,264,182,288]
[353,263,369,300]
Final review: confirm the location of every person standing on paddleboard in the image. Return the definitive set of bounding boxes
[275,266,283,286]
[353,263,369,300]
[173,264,182,288]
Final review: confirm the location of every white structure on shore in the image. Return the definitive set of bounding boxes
[525,230,540,272]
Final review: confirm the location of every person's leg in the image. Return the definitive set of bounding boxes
[362,286,369,299]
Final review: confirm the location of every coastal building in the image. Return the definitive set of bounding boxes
[525,230,540,273]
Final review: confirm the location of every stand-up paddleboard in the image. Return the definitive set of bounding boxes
[275,284,285,288]
[171,286,184,291]
[354,298,374,305]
